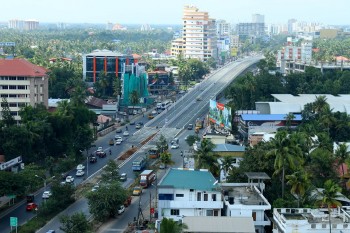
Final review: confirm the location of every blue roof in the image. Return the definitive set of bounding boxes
[241,114,302,121]
[213,144,245,152]
[159,169,217,191]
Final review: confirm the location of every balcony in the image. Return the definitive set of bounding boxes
[161,200,223,209]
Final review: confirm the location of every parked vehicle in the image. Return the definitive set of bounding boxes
[139,170,156,188]
[120,173,127,182]
[116,128,122,133]
[123,131,129,136]
[171,138,179,145]
[42,191,52,199]
[96,150,106,158]
[187,124,193,130]
[124,196,132,207]
[91,185,99,192]
[195,118,204,129]
[118,205,125,214]
[26,202,38,211]
[171,144,179,149]
[115,135,123,141]
[135,123,141,129]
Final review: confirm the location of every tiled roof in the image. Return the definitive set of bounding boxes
[85,96,107,108]
[0,59,47,77]
[159,168,217,191]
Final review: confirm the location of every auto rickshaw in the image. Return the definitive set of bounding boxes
[195,126,200,134]
[109,138,114,146]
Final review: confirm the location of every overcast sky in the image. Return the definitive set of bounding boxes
[2,0,348,25]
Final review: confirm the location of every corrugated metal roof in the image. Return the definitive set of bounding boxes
[158,169,217,191]
[213,144,245,152]
[183,216,255,233]
[241,114,302,121]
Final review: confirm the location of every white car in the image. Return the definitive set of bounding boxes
[115,135,123,141]
[97,146,103,151]
[171,144,179,149]
[115,140,122,145]
[91,185,99,192]
[66,176,74,183]
[118,205,125,214]
[123,131,129,136]
[42,191,52,199]
[135,124,141,129]
[76,169,85,177]
[76,164,85,170]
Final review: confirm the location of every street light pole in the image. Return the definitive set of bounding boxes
[35,175,46,191]
[180,151,184,168]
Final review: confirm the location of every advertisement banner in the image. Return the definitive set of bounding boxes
[209,100,232,130]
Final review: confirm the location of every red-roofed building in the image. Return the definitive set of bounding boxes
[0,58,48,121]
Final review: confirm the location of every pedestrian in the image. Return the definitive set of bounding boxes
[109,149,112,156]
[126,126,128,131]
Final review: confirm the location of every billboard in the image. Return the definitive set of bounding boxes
[209,100,232,130]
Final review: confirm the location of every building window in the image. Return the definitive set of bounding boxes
[170,209,179,215]
[9,77,16,80]
[1,94,8,97]
[176,194,184,197]
[9,85,16,89]
[197,192,201,201]
[212,194,216,201]
[206,210,213,216]
[17,77,26,80]
[18,85,26,90]
[9,94,17,98]
[2,85,8,89]
[9,103,17,107]
[158,194,174,200]
[204,193,208,201]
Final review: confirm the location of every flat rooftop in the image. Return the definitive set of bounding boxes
[221,184,269,206]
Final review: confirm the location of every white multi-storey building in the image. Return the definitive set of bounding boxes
[171,5,217,61]
[216,19,230,36]
[0,59,48,121]
[273,207,350,233]
[158,168,223,221]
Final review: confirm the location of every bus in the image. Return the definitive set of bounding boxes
[132,157,147,171]
[161,100,171,110]
[148,147,160,159]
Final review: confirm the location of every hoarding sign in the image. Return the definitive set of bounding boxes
[209,100,232,130]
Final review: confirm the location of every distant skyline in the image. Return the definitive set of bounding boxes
[2,0,349,25]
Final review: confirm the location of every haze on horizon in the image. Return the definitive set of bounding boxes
[2,0,349,25]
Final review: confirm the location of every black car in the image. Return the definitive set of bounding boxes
[130,121,135,125]
[89,156,97,163]
[138,122,144,125]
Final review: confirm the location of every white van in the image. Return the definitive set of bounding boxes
[156,103,162,109]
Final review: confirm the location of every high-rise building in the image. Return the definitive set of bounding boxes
[216,19,230,36]
[236,23,265,36]
[172,5,217,61]
[287,19,297,34]
[0,59,48,121]
[8,19,24,30]
[24,20,39,30]
[252,14,264,24]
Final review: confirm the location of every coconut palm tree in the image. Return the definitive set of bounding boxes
[268,131,302,198]
[286,170,310,207]
[194,139,219,175]
[316,180,342,233]
[334,143,350,177]
[221,156,235,182]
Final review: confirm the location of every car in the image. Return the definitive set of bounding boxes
[151,110,157,115]
[132,186,142,196]
[187,124,193,130]
[123,131,129,136]
[179,90,185,94]
[76,169,85,177]
[159,163,166,169]
[171,144,179,149]
[91,185,99,192]
[109,138,114,145]
[138,122,144,125]
[115,140,122,145]
[116,128,122,133]
[115,135,123,141]
[26,202,38,211]
[96,151,106,158]
[42,191,52,199]
[135,124,141,129]
[118,205,125,215]
[46,230,55,233]
[120,173,127,182]
[171,138,179,145]
[76,164,85,170]
[66,176,74,183]
[97,146,103,151]
[196,96,202,101]
[89,156,97,163]
[130,121,135,125]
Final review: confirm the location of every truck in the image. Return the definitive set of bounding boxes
[195,118,204,129]
[139,170,156,188]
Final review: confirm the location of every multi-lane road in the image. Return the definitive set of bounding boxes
[0,56,261,233]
